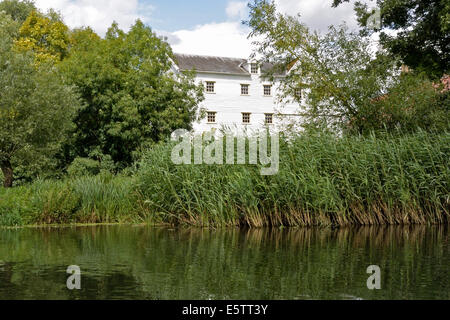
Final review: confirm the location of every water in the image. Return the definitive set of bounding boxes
[0,225,448,300]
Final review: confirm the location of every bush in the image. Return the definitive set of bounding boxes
[67,154,115,177]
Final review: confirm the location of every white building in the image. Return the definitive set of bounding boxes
[172,53,302,134]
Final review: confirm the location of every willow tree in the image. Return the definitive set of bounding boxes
[0,12,80,187]
[246,0,447,134]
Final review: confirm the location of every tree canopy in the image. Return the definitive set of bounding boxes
[332,0,450,78]
[0,12,80,187]
[14,10,71,63]
[0,0,35,24]
[246,0,449,134]
[60,21,204,168]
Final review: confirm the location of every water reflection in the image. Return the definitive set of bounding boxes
[0,225,448,300]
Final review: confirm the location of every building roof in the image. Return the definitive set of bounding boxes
[173,53,286,76]
[173,53,249,75]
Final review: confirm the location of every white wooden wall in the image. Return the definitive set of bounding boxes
[192,70,303,134]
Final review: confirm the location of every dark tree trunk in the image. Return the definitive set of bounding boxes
[1,159,13,188]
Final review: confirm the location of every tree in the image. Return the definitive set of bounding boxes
[332,0,450,78]
[14,9,71,63]
[0,12,80,187]
[366,73,449,133]
[0,0,35,24]
[246,0,447,134]
[60,21,204,168]
[247,1,400,134]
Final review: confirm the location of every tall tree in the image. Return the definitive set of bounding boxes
[0,0,35,24]
[332,0,450,78]
[14,9,71,63]
[246,0,448,134]
[0,12,80,187]
[60,21,204,168]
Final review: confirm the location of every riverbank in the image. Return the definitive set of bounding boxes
[1,131,449,228]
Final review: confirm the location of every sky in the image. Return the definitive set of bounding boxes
[33,0,376,58]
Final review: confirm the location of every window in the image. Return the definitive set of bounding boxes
[251,63,258,74]
[242,113,251,124]
[205,81,215,93]
[207,112,216,123]
[241,84,249,95]
[263,85,272,96]
[265,113,273,124]
[295,88,302,99]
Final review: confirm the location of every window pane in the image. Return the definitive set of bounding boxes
[251,63,258,74]
[207,112,216,123]
[264,85,272,96]
[265,113,273,124]
[242,113,251,124]
[241,84,249,95]
[206,82,215,93]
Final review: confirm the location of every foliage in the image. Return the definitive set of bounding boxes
[332,0,450,78]
[361,73,450,133]
[67,155,115,177]
[246,1,447,134]
[14,9,71,63]
[1,132,448,227]
[0,174,139,226]
[0,12,80,187]
[135,131,449,227]
[0,0,35,24]
[60,21,204,168]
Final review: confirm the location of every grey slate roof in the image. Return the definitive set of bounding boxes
[173,53,249,75]
[173,53,286,77]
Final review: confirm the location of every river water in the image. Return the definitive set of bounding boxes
[0,225,448,300]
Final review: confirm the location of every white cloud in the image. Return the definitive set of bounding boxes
[34,0,155,36]
[170,22,252,58]
[275,0,375,33]
[169,0,367,58]
[31,0,374,58]
[168,0,252,58]
[226,1,248,20]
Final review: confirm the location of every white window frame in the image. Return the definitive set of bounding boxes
[241,84,250,95]
[207,111,217,123]
[265,113,273,125]
[205,81,215,93]
[242,112,251,124]
[263,85,272,96]
[251,63,259,74]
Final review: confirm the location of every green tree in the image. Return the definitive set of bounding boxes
[14,9,71,63]
[247,1,398,133]
[246,0,447,134]
[332,0,450,78]
[60,21,204,168]
[0,0,35,24]
[0,12,80,187]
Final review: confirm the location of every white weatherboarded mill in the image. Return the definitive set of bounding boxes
[172,53,303,134]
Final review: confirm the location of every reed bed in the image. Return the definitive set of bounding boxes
[136,131,449,227]
[1,131,449,227]
[0,174,141,226]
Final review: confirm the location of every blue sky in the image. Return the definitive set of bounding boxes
[33,0,368,57]
[141,0,233,31]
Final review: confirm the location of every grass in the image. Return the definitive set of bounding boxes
[1,131,449,227]
[136,131,449,227]
[0,174,143,227]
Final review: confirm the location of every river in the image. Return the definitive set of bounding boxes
[0,225,448,299]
